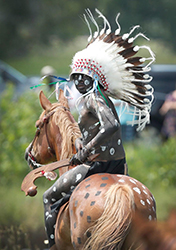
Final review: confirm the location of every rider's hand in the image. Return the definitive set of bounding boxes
[75,137,83,152]
[70,147,90,166]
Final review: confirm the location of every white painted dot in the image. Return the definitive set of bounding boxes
[53,186,56,192]
[110,148,115,155]
[133,187,141,194]
[140,200,145,206]
[117,139,121,145]
[44,239,49,244]
[91,148,95,154]
[152,206,155,212]
[46,214,52,220]
[61,192,66,197]
[83,130,88,139]
[99,107,104,112]
[118,179,125,182]
[142,185,146,189]
[100,146,107,151]
[63,178,67,183]
[76,173,82,182]
[148,215,152,221]
[50,234,55,239]
[151,196,154,201]
[143,190,148,195]
[44,198,48,204]
[51,198,56,202]
[130,179,136,184]
[45,211,49,216]
[71,186,75,189]
[146,199,151,204]
[101,128,105,133]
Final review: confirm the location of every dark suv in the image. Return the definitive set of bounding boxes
[149,64,176,133]
[117,64,176,141]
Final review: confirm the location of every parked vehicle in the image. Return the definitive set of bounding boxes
[150,64,176,133]
[0,60,39,96]
[114,64,176,141]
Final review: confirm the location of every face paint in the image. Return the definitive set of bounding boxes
[72,74,93,94]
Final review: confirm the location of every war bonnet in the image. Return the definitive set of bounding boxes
[70,9,155,131]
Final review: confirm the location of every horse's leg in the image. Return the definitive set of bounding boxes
[43,164,90,248]
[55,204,74,250]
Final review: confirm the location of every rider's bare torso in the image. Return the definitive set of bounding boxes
[78,90,125,161]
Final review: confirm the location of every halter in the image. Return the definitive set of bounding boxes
[27,105,70,169]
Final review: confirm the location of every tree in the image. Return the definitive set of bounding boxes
[0,0,176,59]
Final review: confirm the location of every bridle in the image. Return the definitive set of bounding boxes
[26,105,70,169]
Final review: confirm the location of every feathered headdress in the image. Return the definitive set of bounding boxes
[70,9,155,131]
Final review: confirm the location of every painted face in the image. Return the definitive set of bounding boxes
[72,74,93,94]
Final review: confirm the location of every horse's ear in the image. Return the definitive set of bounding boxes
[58,89,69,109]
[39,91,52,111]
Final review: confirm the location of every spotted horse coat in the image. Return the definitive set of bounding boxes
[54,173,156,250]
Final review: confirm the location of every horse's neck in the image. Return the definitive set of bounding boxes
[52,106,81,176]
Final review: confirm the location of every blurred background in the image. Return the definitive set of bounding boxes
[0,0,176,249]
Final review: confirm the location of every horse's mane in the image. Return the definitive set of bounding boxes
[52,103,81,160]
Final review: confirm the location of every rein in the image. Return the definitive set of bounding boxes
[27,105,70,169]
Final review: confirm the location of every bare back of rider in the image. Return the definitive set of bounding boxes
[43,74,127,249]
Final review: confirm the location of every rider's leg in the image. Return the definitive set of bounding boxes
[49,244,57,250]
[43,164,90,248]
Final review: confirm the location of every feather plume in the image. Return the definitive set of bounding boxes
[70,9,155,131]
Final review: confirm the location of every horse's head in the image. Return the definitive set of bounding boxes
[25,90,81,172]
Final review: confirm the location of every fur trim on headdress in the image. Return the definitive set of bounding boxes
[70,9,155,131]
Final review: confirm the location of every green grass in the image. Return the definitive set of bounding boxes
[1,138,176,248]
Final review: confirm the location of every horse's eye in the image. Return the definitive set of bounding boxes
[35,120,40,128]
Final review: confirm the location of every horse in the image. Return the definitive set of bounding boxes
[24,90,157,250]
[128,210,176,250]
[25,89,81,176]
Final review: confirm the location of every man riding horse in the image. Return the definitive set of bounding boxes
[34,9,155,250]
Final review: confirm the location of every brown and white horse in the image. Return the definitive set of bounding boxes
[24,90,157,250]
[129,210,176,250]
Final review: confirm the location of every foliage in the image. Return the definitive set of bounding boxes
[1,0,176,59]
[0,85,176,249]
[126,136,176,189]
[0,84,40,185]
[1,84,176,187]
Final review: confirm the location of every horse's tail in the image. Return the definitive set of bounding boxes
[83,183,135,250]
